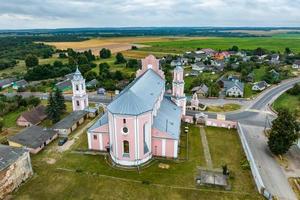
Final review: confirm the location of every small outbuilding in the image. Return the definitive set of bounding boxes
[8,125,58,154]
[17,105,47,127]
[52,110,88,136]
[0,145,33,199]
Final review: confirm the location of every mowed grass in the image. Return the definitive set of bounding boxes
[207,104,241,113]
[138,37,300,53]
[0,56,68,76]
[13,125,261,200]
[205,127,257,193]
[272,92,300,119]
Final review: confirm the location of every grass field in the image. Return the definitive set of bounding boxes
[272,92,300,119]
[0,56,68,77]
[13,125,261,200]
[137,37,300,53]
[207,104,241,112]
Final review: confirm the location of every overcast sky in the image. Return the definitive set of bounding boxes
[0,0,300,29]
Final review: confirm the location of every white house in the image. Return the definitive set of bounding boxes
[224,81,244,97]
[252,81,268,91]
[292,60,300,69]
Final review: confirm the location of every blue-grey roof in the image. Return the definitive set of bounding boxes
[0,145,28,171]
[88,112,108,133]
[107,69,165,115]
[224,80,244,92]
[153,97,181,139]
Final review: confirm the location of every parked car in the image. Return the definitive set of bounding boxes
[58,137,68,146]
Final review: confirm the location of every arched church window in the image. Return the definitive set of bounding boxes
[76,101,80,106]
[123,140,129,154]
[76,85,79,91]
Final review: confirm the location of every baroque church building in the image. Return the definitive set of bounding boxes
[87,55,186,166]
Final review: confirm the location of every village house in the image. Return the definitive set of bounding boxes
[270,54,280,65]
[86,79,98,88]
[246,73,254,82]
[8,125,58,154]
[292,60,300,69]
[12,79,28,90]
[171,57,188,67]
[87,55,186,166]
[252,81,268,91]
[0,145,33,199]
[52,110,88,136]
[269,69,280,80]
[55,79,72,92]
[191,84,209,97]
[191,62,206,72]
[224,80,244,97]
[201,48,216,56]
[194,54,208,62]
[17,105,47,127]
[0,78,16,89]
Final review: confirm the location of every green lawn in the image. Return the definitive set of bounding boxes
[207,104,241,113]
[2,108,25,128]
[13,125,261,200]
[205,127,256,193]
[253,66,267,82]
[272,93,300,119]
[138,37,300,53]
[0,56,68,77]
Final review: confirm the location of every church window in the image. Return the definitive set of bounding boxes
[93,135,97,140]
[76,85,79,91]
[76,101,80,106]
[81,84,84,90]
[123,140,129,156]
[122,127,128,135]
[123,118,126,124]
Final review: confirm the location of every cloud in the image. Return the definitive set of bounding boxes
[0,0,299,29]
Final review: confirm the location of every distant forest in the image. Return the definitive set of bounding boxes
[2,27,300,38]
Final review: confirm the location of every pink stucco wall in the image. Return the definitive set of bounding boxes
[165,139,174,157]
[152,127,174,139]
[205,118,237,129]
[152,138,162,156]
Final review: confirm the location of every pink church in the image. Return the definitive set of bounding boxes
[87,55,186,166]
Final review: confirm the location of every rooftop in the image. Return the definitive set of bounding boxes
[20,105,47,125]
[0,145,28,171]
[153,97,181,139]
[107,69,165,115]
[52,110,88,129]
[8,125,57,149]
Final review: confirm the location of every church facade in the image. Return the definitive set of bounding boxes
[87,55,186,166]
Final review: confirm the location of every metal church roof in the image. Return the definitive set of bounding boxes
[107,69,165,115]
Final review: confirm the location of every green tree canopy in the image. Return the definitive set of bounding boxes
[268,109,299,155]
[115,52,126,64]
[99,48,111,59]
[25,54,39,68]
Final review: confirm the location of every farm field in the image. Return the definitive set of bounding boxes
[13,125,261,200]
[44,37,202,55]
[137,36,300,53]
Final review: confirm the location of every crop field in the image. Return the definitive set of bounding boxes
[136,36,300,53]
[44,37,203,55]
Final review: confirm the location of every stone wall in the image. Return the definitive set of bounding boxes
[0,152,33,199]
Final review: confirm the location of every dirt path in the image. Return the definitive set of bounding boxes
[199,126,213,169]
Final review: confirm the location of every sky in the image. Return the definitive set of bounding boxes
[0,0,300,29]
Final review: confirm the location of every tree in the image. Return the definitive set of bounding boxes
[25,54,39,68]
[287,83,300,96]
[99,48,111,59]
[115,52,126,64]
[85,71,97,81]
[285,47,291,55]
[54,88,66,115]
[98,62,111,80]
[126,59,140,69]
[0,118,3,132]
[46,92,60,123]
[229,45,239,52]
[268,109,299,155]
